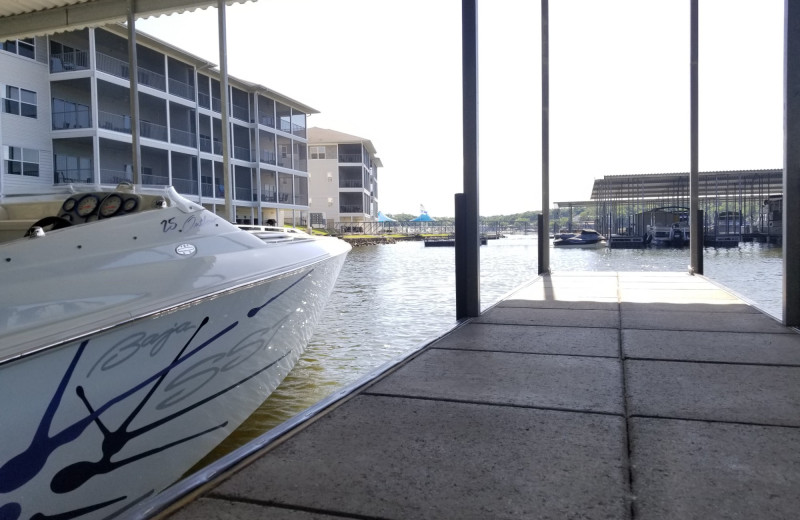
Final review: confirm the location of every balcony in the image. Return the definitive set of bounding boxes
[55,169,93,184]
[98,111,168,141]
[96,52,166,91]
[100,168,132,185]
[340,204,364,214]
[232,104,249,122]
[234,186,253,201]
[171,177,198,195]
[260,150,276,165]
[52,108,91,130]
[169,78,195,101]
[142,173,169,186]
[259,114,274,127]
[339,153,362,163]
[339,179,363,189]
[50,50,89,72]
[140,120,168,141]
[233,146,253,161]
[171,128,197,147]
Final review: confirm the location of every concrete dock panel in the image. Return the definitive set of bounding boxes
[210,395,630,520]
[626,360,800,426]
[367,348,624,414]
[440,323,619,357]
[630,418,800,520]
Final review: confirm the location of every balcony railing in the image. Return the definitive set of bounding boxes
[169,77,194,100]
[259,114,274,127]
[201,182,214,197]
[260,150,276,165]
[171,177,198,195]
[95,52,165,91]
[232,104,249,122]
[171,127,196,147]
[100,169,132,185]
[198,92,211,109]
[339,179,363,188]
[52,109,91,130]
[142,173,169,186]
[233,146,252,161]
[50,50,89,72]
[98,111,168,141]
[234,187,253,201]
[199,136,213,153]
[55,169,93,184]
[98,110,132,133]
[339,153,362,163]
[140,120,168,141]
[340,205,365,214]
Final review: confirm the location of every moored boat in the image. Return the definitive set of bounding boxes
[0,184,350,519]
[552,229,606,247]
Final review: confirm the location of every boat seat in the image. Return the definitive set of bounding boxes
[0,201,64,243]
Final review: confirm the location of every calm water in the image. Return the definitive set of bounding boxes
[211,235,783,457]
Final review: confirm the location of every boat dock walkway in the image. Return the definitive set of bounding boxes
[145,272,800,519]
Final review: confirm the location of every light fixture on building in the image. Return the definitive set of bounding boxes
[327,172,332,182]
[327,197,333,206]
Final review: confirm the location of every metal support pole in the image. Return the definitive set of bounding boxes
[695,209,704,274]
[784,0,800,325]
[455,0,481,319]
[537,213,546,274]
[689,0,702,274]
[218,0,234,223]
[540,0,551,274]
[126,0,141,185]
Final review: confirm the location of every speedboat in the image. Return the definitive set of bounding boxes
[0,183,350,519]
[649,222,686,247]
[552,229,606,247]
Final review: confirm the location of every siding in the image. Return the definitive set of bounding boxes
[0,49,53,194]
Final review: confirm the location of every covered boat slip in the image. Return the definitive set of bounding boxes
[134,271,800,519]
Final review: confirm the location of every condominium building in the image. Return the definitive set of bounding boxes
[1,25,316,226]
[307,127,382,229]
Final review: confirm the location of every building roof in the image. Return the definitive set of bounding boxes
[0,0,250,40]
[587,169,782,202]
[308,127,383,167]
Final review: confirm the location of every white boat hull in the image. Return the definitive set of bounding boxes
[0,186,349,519]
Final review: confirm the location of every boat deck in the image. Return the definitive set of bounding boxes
[141,272,800,520]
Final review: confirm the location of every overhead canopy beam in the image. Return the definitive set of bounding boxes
[0,0,246,40]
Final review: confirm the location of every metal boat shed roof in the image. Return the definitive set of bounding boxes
[588,169,782,202]
[0,0,249,40]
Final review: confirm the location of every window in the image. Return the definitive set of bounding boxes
[2,38,35,59]
[4,86,37,118]
[309,146,326,160]
[4,146,40,177]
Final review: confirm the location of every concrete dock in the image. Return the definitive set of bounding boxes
[144,272,800,519]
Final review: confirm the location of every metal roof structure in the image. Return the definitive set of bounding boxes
[588,169,782,202]
[0,0,250,40]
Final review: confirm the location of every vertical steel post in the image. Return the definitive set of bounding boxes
[455,0,481,319]
[784,0,800,325]
[540,0,551,273]
[218,0,234,223]
[537,213,546,274]
[689,0,702,274]
[126,0,141,185]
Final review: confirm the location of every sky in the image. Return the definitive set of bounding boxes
[136,0,783,217]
